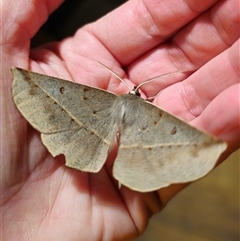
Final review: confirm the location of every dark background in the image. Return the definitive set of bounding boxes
[32,1,239,240]
[32,0,127,46]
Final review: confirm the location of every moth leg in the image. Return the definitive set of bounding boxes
[116,131,120,143]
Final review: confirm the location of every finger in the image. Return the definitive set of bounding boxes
[128,0,239,91]
[154,40,240,120]
[87,0,220,64]
[192,84,240,152]
[4,0,63,55]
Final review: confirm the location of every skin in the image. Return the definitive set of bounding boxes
[1,0,239,240]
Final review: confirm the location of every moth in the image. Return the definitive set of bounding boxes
[12,66,227,192]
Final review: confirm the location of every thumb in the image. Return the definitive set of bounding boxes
[0,0,64,186]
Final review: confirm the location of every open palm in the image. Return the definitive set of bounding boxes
[2,0,239,240]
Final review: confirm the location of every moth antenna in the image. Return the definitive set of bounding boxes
[146,90,163,102]
[134,70,185,93]
[97,61,131,92]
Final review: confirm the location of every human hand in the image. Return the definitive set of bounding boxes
[2,0,239,240]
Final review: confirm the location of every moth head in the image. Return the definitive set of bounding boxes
[129,86,141,97]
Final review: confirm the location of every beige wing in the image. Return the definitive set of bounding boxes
[12,68,117,172]
[113,98,227,192]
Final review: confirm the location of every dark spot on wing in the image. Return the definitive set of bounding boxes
[171,127,177,135]
[24,76,31,82]
[60,87,65,94]
[29,84,38,96]
[154,121,158,125]
[83,87,91,92]
[29,88,35,96]
[83,96,89,100]
[92,110,97,114]
[148,147,152,151]
[159,112,162,118]
[48,114,56,121]
[141,126,146,131]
